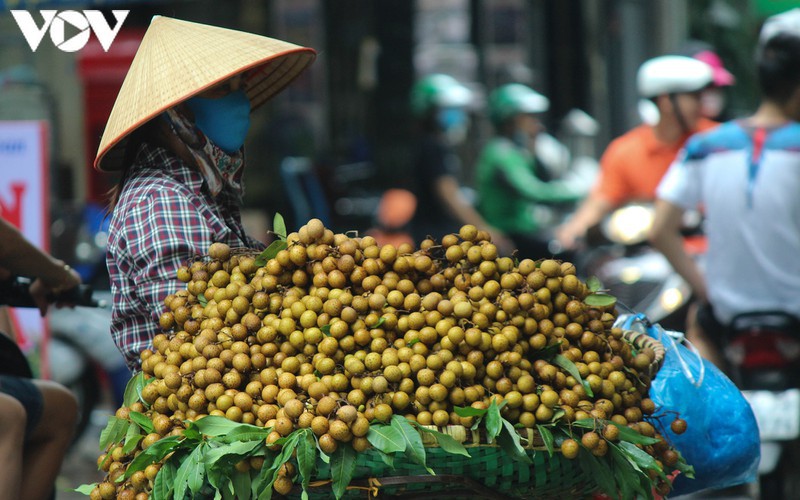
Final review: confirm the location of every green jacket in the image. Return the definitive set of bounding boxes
[476,137,583,234]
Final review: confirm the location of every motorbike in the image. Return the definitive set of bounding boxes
[577,203,704,331]
[724,311,800,499]
[0,276,106,442]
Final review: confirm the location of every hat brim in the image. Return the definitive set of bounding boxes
[94,16,316,172]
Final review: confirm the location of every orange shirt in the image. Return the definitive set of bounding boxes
[593,118,717,206]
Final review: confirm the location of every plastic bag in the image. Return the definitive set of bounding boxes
[619,315,760,495]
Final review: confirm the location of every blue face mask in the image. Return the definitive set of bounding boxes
[437,108,467,132]
[185,89,251,153]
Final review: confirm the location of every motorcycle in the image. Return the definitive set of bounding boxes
[577,203,704,331]
[725,311,800,499]
[0,275,107,441]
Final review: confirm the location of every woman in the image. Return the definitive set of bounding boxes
[98,16,316,371]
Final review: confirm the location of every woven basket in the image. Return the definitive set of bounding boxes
[293,330,665,499]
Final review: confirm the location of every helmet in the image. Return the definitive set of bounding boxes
[760,8,800,45]
[488,83,549,126]
[410,74,472,116]
[637,56,714,98]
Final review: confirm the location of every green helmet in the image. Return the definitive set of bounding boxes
[488,83,549,126]
[410,74,472,116]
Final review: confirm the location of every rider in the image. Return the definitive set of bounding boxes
[474,83,585,259]
[650,9,800,367]
[408,74,513,254]
[556,55,718,250]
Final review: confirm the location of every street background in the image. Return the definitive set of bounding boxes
[0,0,791,496]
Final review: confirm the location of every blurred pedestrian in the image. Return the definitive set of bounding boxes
[475,83,584,259]
[0,216,80,500]
[98,16,316,370]
[650,10,800,367]
[408,73,514,254]
[680,39,737,120]
[556,56,717,250]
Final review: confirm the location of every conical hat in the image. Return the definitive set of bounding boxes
[95,15,316,171]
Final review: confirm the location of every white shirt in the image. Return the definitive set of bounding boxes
[657,121,800,324]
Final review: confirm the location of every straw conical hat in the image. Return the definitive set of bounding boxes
[95,15,316,171]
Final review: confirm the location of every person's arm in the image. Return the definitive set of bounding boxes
[433,175,515,255]
[554,193,613,250]
[649,199,708,302]
[0,218,81,315]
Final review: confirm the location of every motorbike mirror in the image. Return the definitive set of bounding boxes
[561,108,599,137]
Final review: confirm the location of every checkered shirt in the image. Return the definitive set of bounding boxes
[106,143,264,371]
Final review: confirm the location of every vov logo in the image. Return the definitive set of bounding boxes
[11,10,129,52]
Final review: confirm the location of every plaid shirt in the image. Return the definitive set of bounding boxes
[106,143,264,371]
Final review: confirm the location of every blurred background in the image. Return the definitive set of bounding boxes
[0,0,790,496]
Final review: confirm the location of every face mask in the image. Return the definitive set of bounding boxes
[437,108,467,131]
[701,89,725,119]
[186,89,251,153]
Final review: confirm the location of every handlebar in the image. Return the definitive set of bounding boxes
[0,276,104,308]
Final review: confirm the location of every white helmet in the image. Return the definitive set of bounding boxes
[759,8,800,45]
[637,55,714,98]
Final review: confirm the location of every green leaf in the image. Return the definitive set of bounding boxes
[537,425,555,457]
[532,340,563,359]
[203,440,263,467]
[73,483,97,494]
[173,444,205,499]
[273,213,287,240]
[609,444,650,500]
[330,444,358,500]
[453,405,487,418]
[618,441,665,480]
[197,294,208,307]
[586,276,602,292]
[321,324,331,336]
[553,354,594,397]
[406,338,420,346]
[193,416,256,437]
[415,426,470,457]
[123,372,155,407]
[232,469,251,500]
[369,316,386,329]
[578,451,619,499]
[614,426,660,446]
[497,420,533,464]
[252,432,299,500]
[219,426,273,444]
[366,423,406,454]
[254,240,288,268]
[584,292,617,308]
[124,435,183,479]
[672,449,695,479]
[296,429,316,494]
[152,458,178,500]
[390,415,430,473]
[129,411,155,434]
[379,451,394,468]
[99,416,129,451]
[122,424,144,455]
[485,401,504,441]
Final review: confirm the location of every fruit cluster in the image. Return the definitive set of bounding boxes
[89,219,680,499]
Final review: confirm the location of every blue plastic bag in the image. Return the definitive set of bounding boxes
[618,314,760,496]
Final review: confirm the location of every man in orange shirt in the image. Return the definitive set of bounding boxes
[556,55,717,250]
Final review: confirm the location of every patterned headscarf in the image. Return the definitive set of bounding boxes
[163,107,245,200]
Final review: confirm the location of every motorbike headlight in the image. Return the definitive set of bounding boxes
[659,287,685,314]
[602,204,655,245]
